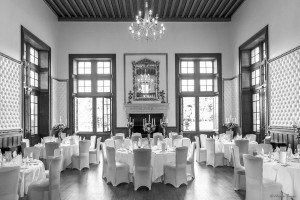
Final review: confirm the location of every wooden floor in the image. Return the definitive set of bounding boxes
[22,156,246,200]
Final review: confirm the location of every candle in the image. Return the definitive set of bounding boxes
[130,117,131,122]
[154,118,156,125]
[149,115,150,123]
[160,119,162,124]
[133,119,134,124]
[166,118,168,123]
[60,116,62,123]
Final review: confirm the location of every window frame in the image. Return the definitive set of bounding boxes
[69,54,116,135]
[175,54,222,134]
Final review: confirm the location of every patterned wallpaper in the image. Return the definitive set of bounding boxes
[0,54,22,130]
[51,79,68,127]
[223,77,239,124]
[269,47,300,127]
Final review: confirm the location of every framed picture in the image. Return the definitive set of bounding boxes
[51,78,69,127]
[124,53,168,103]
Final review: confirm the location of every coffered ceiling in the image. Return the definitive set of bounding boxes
[43,0,245,22]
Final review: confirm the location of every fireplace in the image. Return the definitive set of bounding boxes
[129,113,164,137]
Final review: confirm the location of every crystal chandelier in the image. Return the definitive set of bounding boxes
[129,1,165,41]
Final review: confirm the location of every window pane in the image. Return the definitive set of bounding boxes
[98,80,111,92]
[97,61,111,74]
[78,62,91,74]
[78,80,91,92]
[182,97,195,131]
[77,98,93,132]
[97,98,111,132]
[181,79,194,92]
[180,61,194,74]
[199,61,213,74]
[199,96,218,131]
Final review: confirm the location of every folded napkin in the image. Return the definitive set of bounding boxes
[12,151,17,158]
[280,152,287,164]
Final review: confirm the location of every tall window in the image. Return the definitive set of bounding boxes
[71,55,116,134]
[176,54,222,132]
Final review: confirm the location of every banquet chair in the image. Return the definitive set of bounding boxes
[173,138,183,147]
[131,135,142,143]
[89,137,101,164]
[106,146,130,186]
[218,133,225,140]
[22,138,30,147]
[115,133,125,138]
[206,138,224,167]
[297,144,300,151]
[231,146,246,190]
[132,132,142,137]
[153,134,164,146]
[24,147,41,160]
[194,136,206,163]
[153,132,162,137]
[72,140,91,170]
[164,146,188,188]
[46,147,64,177]
[257,143,273,155]
[28,156,62,200]
[243,154,282,200]
[234,139,249,165]
[200,134,207,148]
[113,135,124,140]
[186,142,196,179]
[280,146,286,152]
[246,134,256,142]
[90,135,96,150]
[169,132,178,138]
[264,136,271,144]
[172,134,183,141]
[100,142,108,179]
[133,148,152,190]
[45,142,60,169]
[0,166,20,200]
[114,139,124,150]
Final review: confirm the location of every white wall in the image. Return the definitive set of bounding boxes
[0,0,58,69]
[230,0,300,76]
[56,22,232,127]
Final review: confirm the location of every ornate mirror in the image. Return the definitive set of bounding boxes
[132,58,159,101]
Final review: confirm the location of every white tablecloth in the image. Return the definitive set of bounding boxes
[115,148,176,182]
[215,141,258,161]
[16,159,46,197]
[35,143,79,170]
[263,160,300,199]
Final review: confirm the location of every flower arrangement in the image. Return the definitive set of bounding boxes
[223,122,239,130]
[52,123,66,133]
[127,121,134,129]
[143,122,156,134]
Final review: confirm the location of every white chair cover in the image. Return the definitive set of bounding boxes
[164,146,188,188]
[186,142,196,179]
[0,166,20,200]
[231,146,246,190]
[173,138,183,147]
[106,147,130,186]
[206,138,224,167]
[72,140,91,170]
[22,138,30,147]
[114,139,124,150]
[164,138,172,148]
[153,132,162,137]
[246,134,256,142]
[153,134,164,146]
[225,131,233,141]
[131,135,142,143]
[28,156,62,200]
[45,142,60,170]
[257,143,273,155]
[133,149,152,190]
[243,154,282,200]
[24,147,41,160]
[60,133,67,139]
[90,135,96,150]
[200,134,207,148]
[234,139,249,165]
[115,133,125,139]
[132,132,142,137]
[195,136,206,163]
[89,137,101,164]
[100,142,107,179]
[113,135,124,140]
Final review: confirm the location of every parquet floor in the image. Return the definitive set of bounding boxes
[21,155,246,200]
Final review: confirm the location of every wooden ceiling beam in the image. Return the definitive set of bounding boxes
[49,0,65,18]
[188,0,198,18]
[64,0,78,18]
[71,0,84,17]
[56,0,71,18]
[163,0,169,19]
[107,0,115,18]
[100,0,109,18]
[212,0,226,18]
[77,0,91,17]
[175,0,183,18]
[219,0,232,18]
[43,0,60,18]
[207,0,219,18]
[122,0,128,18]
[114,0,122,18]
[92,0,103,18]
[193,0,205,18]
[200,0,211,18]
[182,0,191,17]
[169,0,177,18]
[224,0,240,18]
[86,0,97,18]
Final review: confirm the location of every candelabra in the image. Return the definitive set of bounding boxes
[127,118,134,138]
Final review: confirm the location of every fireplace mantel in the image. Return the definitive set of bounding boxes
[124,103,169,116]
